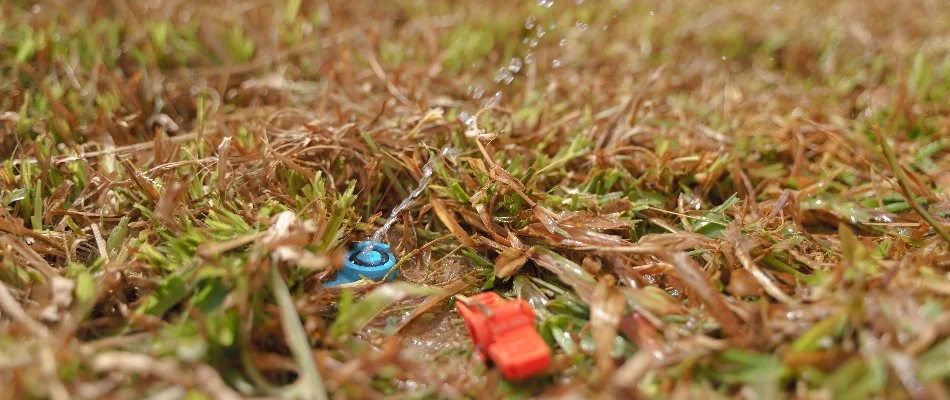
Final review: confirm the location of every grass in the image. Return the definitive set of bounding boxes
[1,0,949,398]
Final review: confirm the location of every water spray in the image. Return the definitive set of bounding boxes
[325,145,458,287]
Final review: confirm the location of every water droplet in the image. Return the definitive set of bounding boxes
[873,214,893,223]
[524,52,535,64]
[536,25,546,37]
[507,57,523,74]
[559,38,568,47]
[791,107,803,118]
[525,15,536,30]
[721,56,728,60]
[468,86,485,100]
[494,67,515,85]
[552,59,563,68]
[549,23,557,30]
[459,111,474,127]
[484,91,503,108]
[538,0,554,7]
[685,317,697,329]
[574,21,589,31]
[528,38,540,47]
[575,0,585,3]
[649,11,655,16]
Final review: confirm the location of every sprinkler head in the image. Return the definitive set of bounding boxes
[325,241,397,287]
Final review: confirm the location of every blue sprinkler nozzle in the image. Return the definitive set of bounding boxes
[325,241,397,287]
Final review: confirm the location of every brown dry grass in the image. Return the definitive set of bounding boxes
[1,0,949,398]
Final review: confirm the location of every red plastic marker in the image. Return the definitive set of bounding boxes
[455,292,551,380]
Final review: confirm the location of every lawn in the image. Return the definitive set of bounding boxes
[1,0,949,398]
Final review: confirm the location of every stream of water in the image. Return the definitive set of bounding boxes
[364,1,596,254]
[361,145,460,256]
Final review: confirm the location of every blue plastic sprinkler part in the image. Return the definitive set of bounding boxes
[325,241,397,287]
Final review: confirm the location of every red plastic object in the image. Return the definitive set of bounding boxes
[455,292,551,380]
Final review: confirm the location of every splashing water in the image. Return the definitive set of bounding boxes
[362,145,459,256]
[360,0,599,259]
